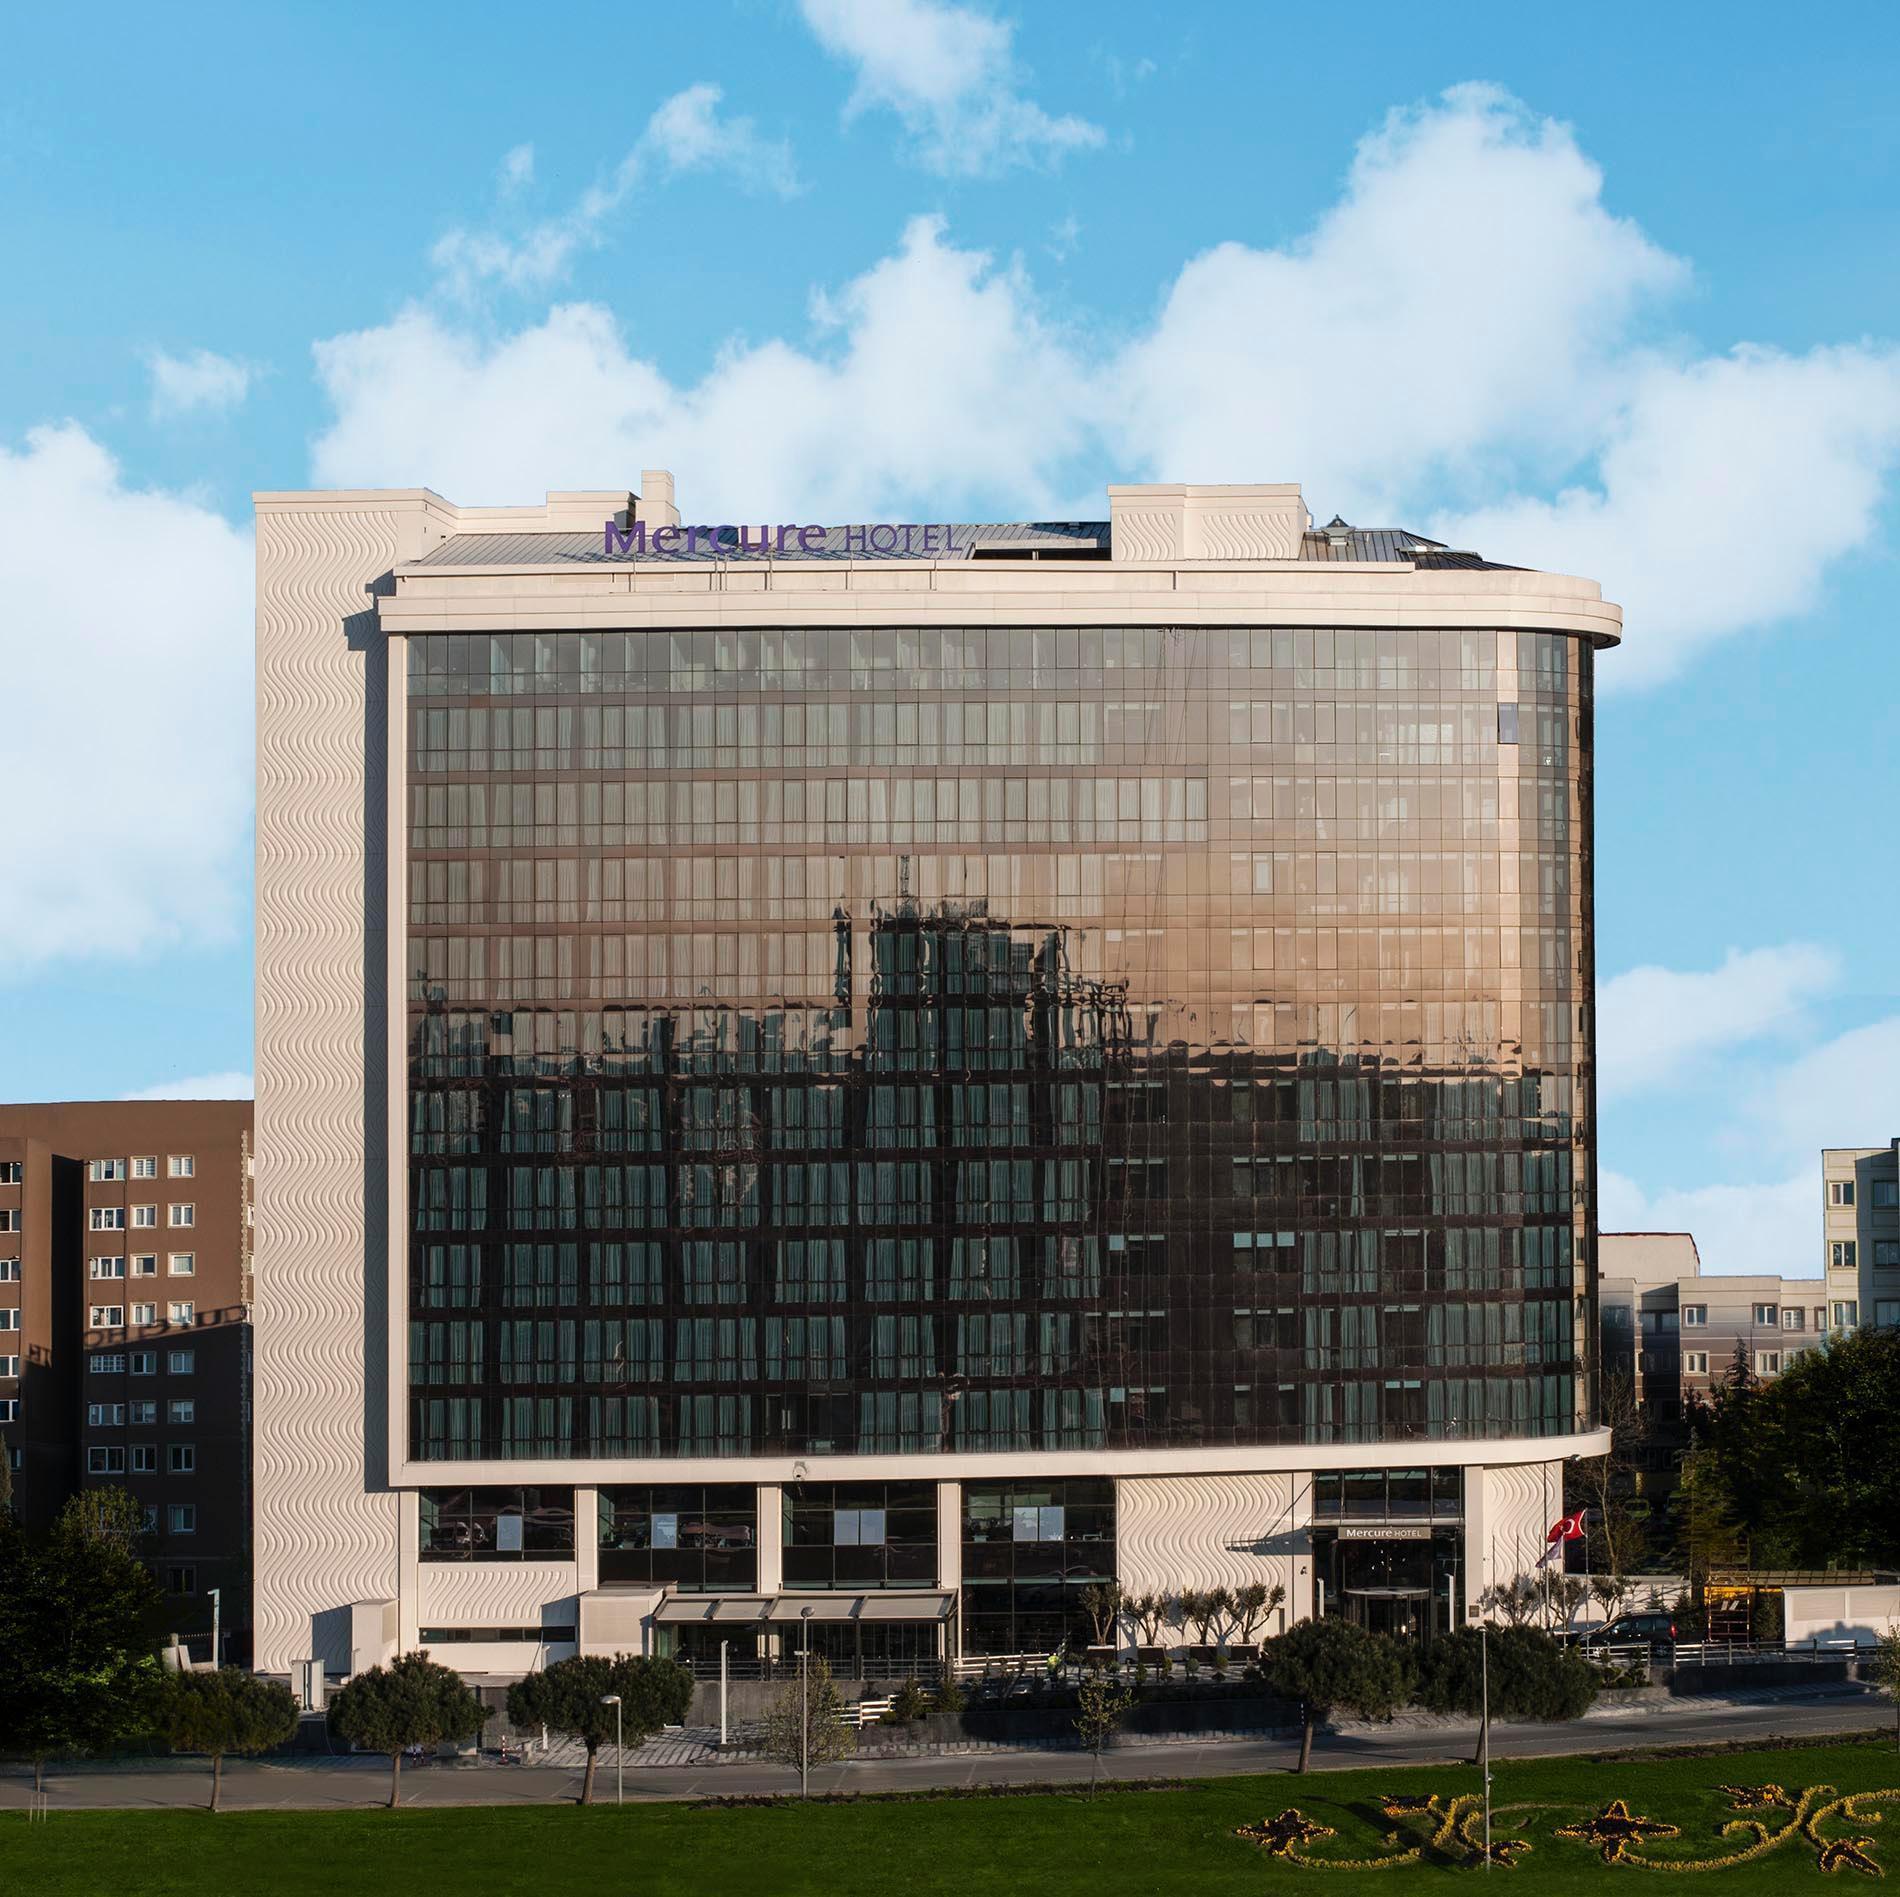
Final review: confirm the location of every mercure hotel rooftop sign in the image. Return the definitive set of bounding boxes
[605,518,959,557]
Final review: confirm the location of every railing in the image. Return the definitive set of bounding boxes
[675,1652,945,1685]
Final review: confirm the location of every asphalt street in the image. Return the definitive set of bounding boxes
[2,1685,1890,1811]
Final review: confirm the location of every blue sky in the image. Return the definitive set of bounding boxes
[2,0,1897,1274]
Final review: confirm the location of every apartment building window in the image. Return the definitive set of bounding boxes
[141,1506,159,1533]
[132,1156,157,1179]
[87,1446,126,1474]
[166,1565,195,1594]
[1833,1241,1858,1270]
[130,1400,157,1424]
[90,1351,125,1374]
[0,1358,18,1380]
[131,1445,156,1473]
[1684,1351,1710,1373]
[1877,1242,1900,1268]
[166,1349,195,1375]
[168,1203,195,1228]
[1877,1301,1900,1328]
[1757,1351,1782,1375]
[132,1254,157,1277]
[168,1398,195,1424]
[131,1350,156,1374]
[131,1301,157,1325]
[90,1256,126,1279]
[167,1504,196,1534]
[1752,1304,1778,1326]
[87,1402,126,1426]
[131,1204,157,1228]
[0,1259,17,1280]
[0,1210,19,1233]
[168,1301,195,1327]
[1830,1180,1856,1207]
[168,1444,195,1474]
[0,1160,21,1184]
[168,1252,195,1276]
[168,1155,195,1179]
[88,1159,126,1182]
[0,1309,18,1333]
[1681,1304,1707,1326]
[1782,1308,1806,1330]
[1874,1181,1900,1209]
[0,1399,17,1422]
[90,1305,124,1329]
[89,1207,125,1231]
[1834,1301,1859,1327]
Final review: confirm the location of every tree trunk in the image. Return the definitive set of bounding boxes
[389,1750,402,1809]
[581,1745,598,1806]
[1297,1713,1314,1774]
[210,1752,222,1813]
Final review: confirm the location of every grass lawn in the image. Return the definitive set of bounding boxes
[13,1740,1900,1893]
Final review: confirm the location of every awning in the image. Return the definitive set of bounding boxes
[654,1589,958,1625]
[856,1592,957,1623]
[767,1595,861,1623]
[653,1594,771,1626]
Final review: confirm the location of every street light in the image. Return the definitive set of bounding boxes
[600,1693,623,1806]
[799,1605,814,1799]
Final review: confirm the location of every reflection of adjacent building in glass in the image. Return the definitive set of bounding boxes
[254,475,1620,1683]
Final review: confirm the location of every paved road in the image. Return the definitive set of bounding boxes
[2,1685,1887,1812]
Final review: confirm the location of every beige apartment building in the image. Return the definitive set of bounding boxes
[1599,1233,1826,1422]
[1822,1141,1900,1332]
[254,474,1620,1683]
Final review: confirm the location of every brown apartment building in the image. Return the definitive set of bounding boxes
[0,1101,252,1656]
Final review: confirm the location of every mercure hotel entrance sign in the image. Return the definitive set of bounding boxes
[253,471,1619,1684]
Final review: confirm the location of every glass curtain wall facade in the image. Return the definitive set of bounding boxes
[404,624,1593,1463]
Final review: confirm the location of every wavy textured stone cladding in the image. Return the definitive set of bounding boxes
[1116,1472,1304,1599]
[255,501,408,1676]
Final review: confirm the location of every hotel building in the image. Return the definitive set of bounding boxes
[254,475,1617,1681]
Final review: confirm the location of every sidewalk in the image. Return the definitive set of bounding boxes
[6,1679,1882,1811]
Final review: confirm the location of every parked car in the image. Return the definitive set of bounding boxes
[1579,1611,1677,1656]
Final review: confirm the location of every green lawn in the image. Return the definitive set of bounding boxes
[13,1742,1900,1893]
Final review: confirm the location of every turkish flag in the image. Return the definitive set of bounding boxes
[1537,1510,1587,1566]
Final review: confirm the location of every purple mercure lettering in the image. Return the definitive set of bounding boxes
[604,518,644,555]
[799,525,824,552]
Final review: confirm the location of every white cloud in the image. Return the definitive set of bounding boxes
[1602,1010,1900,1276]
[432,84,797,297]
[121,1071,254,1101]
[0,425,253,978]
[498,142,534,194]
[1440,344,1900,688]
[1597,943,1839,1101]
[800,0,1104,176]
[1600,1167,1815,1281]
[147,347,257,419]
[312,83,1900,690]
[315,215,1091,519]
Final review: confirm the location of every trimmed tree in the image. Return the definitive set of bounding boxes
[328,1651,490,1807]
[1232,1581,1286,1650]
[506,1653,694,1805]
[1417,1624,1598,1765]
[0,1488,166,1792]
[1079,1579,1124,1653]
[157,1666,300,1810]
[1258,1617,1417,1773]
[762,1654,855,1792]
[1872,1624,1900,1753]
[1073,1676,1134,1795]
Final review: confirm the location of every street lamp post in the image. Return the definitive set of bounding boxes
[208,1588,221,1669]
[800,1605,814,1799]
[1480,1617,1492,1872]
[600,1693,623,1806]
